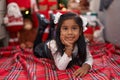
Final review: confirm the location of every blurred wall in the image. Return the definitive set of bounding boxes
[104,0,120,46]
[0,0,6,39]
[0,0,9,47]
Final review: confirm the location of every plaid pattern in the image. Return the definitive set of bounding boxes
[0,43,120,80]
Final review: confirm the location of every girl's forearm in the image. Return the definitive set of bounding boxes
[64,47,73,57]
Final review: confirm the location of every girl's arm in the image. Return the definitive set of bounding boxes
[84,46,93,68]
[47,40,72,70]
[54,52,72,70]
[73,46,93,77]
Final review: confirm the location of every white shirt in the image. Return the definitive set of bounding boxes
[47,40,93,70]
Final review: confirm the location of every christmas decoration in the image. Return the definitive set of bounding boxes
[84,27,94,43]
[4,2,23,46]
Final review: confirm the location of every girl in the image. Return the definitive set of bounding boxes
[33,12,93,77]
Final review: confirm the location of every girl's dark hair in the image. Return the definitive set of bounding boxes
[55,12,87,68]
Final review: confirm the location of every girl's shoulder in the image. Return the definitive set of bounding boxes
[46,39,58,53]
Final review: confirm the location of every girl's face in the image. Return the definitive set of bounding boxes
[60,19,81,44]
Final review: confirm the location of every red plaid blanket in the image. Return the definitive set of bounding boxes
[0,43,120,80]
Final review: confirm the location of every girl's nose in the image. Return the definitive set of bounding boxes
[68,29,72,34]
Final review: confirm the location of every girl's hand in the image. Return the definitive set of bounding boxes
[61,35,73,47]
[61,36,74,57]
[73,63,91,77]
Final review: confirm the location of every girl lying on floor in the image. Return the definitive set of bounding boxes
[33,12,93,78]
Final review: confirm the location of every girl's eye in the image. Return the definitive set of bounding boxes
[61,27,68,30]
[72,26,79,30]
[63,27,68,30]
[72,27,77,30]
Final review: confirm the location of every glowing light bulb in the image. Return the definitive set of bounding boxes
[25,10,29,15]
